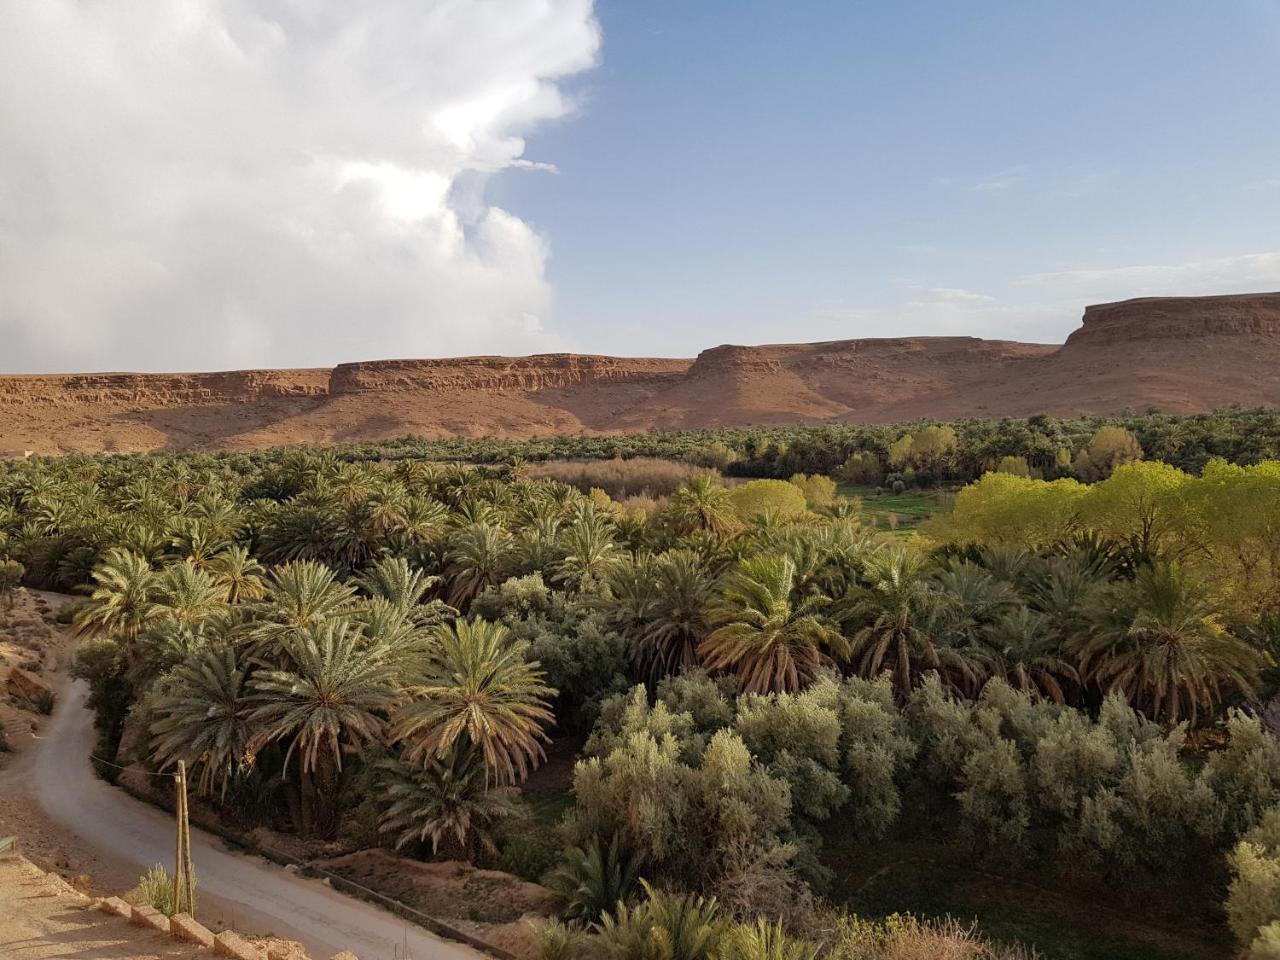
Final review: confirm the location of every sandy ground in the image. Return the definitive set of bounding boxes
[0,591,484,960]
[0,854,205,960]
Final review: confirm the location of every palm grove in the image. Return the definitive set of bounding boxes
[4,435,1280,957]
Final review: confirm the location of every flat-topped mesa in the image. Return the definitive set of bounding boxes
[0,368,330,406]
[1065,292,1280,349]
[329,354,690,395]
[686,344,785,376]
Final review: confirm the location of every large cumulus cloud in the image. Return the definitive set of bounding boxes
[0,1,599,372]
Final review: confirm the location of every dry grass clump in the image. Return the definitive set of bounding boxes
[130,863,197,917]
[526,458,714,499]
[828,915,1036,960]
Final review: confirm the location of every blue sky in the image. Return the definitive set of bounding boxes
[494,0,1280,356]
[2,1,1278,371]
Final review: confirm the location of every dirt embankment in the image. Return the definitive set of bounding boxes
[2,292,1279,454]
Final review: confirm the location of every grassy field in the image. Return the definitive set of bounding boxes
[838,484,954,536]
[822,838,1225,960]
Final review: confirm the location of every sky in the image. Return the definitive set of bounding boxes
[1,1,1279,372]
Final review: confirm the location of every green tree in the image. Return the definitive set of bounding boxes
[149,646,252,799]
[249,619,398,835]
[375,751,517,861]
[1076,562,1268,724]
[393,618,555,785]
[700,555,845,694]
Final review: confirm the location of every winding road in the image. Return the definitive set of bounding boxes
[28,675,482,960]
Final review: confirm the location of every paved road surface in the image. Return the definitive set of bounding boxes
[31,676,483,960]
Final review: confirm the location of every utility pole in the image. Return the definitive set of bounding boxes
[173,760,195,915]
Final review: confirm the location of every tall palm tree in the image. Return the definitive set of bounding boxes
[248,619,399,835]
[553,512,621,588]
[665,475,740,538]
[247,560,355,660]
[392,618,554,786]
[844,550,973,696]
[1074,562,1269,724]
[633,549,718,681]
[444,523,514,609]
[208,546,267,605]
[979,607,1079,704]
[149,646,253,799]
[355,555,440,615]
[375,750,518,860]
[700,554,845,693]
[73,548,157,657]
[151,559,230,629]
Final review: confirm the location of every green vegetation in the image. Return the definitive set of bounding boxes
[7,415,1280,956]
[130,863,196,917]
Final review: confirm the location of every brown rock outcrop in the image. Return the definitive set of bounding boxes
[0,292,1278,453]
[6,667,52,706]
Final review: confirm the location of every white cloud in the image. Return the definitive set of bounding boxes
[1018,251,1280,297]
[0,0,600,372]
[809,251,1280,348]
[969,166,1028,192]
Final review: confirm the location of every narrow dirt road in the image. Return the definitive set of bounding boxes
[29,677,484,960]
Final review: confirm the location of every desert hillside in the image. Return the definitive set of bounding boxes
[2,292,1278,454]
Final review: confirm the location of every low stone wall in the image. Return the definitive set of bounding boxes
[3,839,364,960]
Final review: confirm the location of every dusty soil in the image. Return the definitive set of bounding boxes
[0,854,206,960]
[316,849,557,959]
[0,590,103,890]
[2,292,1279,454]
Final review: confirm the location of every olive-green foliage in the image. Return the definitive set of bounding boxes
[727,480,808,524]
[547,835,640,922]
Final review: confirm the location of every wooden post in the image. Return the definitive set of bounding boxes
[173,760,194,916]
[173,761,183,914]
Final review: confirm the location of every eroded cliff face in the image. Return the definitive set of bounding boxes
[0,369,330,407]
[328,355,690,395]
[2,292,1279,453]
[1064,293,1280,348]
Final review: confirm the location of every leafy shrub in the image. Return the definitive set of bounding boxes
[547,835,640,922]
[728,480,808,524]
[1229,808,1280,947]
[496,820,562,882]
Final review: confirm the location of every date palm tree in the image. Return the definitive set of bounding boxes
[149,646,253,799]
[355,555,440,615]
[632,549,718,681]
[553,510,621,588]
[375,750,517,861]
[392,618,554,786]
[979,607,1078,704]
[700,554,845,693]
[248,619,399,835]
[73,548,157,657]
[151,559,230,629]
[844,550,973,696]
[444,523,514,609]
[208,546,267,604]
[247,560,355,660]
[1074,562,1269,724]
[716,919,820,960]
[546,834,640,923]
[665,475,740,538]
